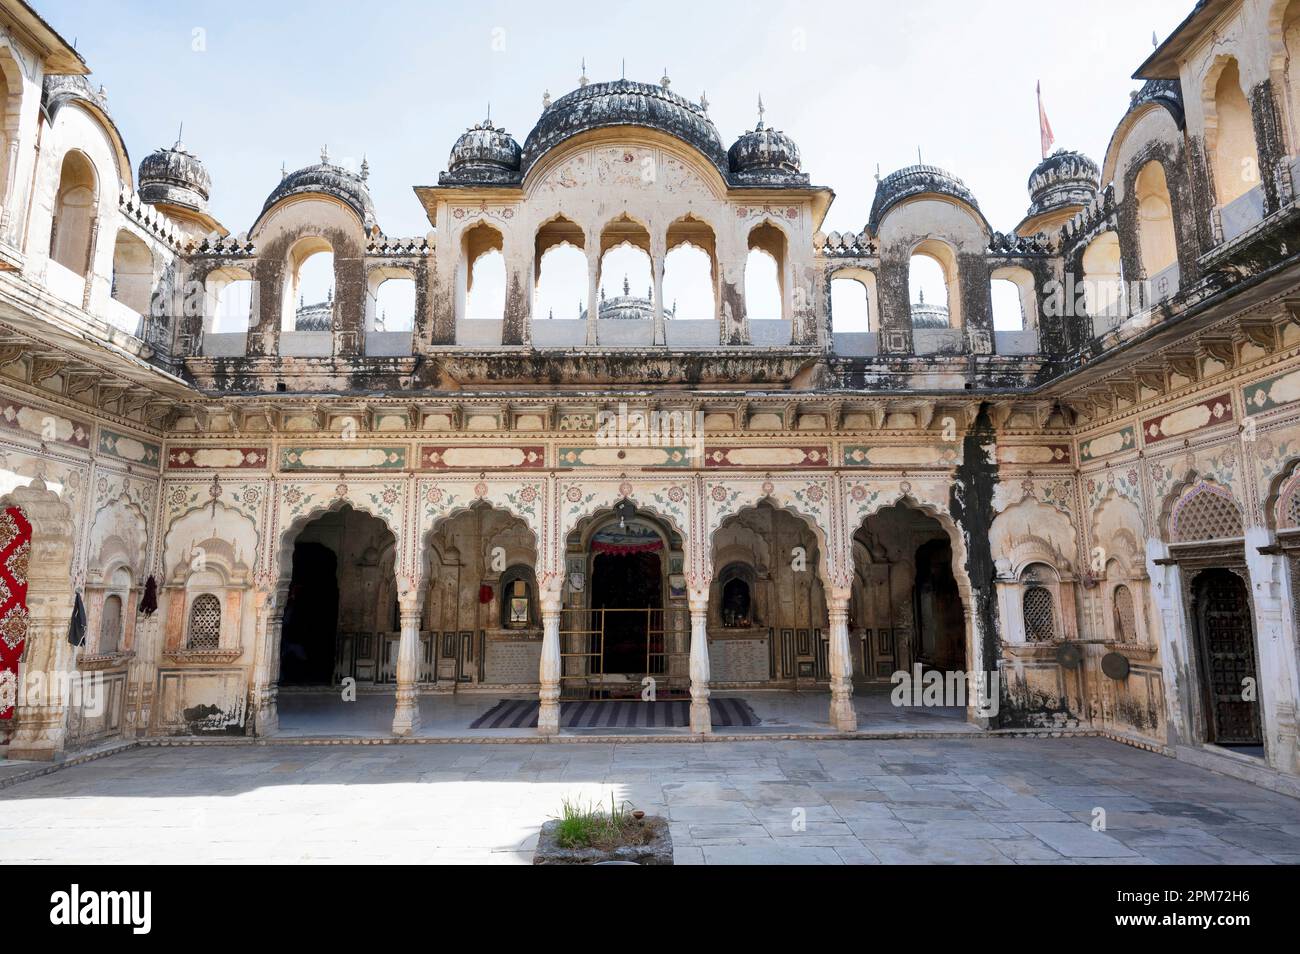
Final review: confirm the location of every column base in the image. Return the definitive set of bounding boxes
[538,699,560,736]
[250,688,279,737]
[689,698,712,734]
[829,693,857,733]
[391,691,421,737]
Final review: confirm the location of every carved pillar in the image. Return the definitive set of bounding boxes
[827,585,857,732]
[687,582,712,734]
[391,592,423,736]
[585,245,600,346]
[652,238,666,346]
[538,573,563,735]
[249,584,280,736]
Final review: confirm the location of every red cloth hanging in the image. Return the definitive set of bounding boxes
[479,584,494,605]
[0,507,32,720]
[590,539,663,556]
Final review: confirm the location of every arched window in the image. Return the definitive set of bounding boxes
[746,222,787,320]
[99,594,123,654]
[370,273,416,332]
[187,594,222,649]
[205,266,256,333]
[830,276,870,332]
[1022,585,1056,642]
[50,151,97,276]
[533,242,586,320]
[498,565,536,629]
[990,278,1025,330]
[662,243,714,320]
[282,238,334,330]
[909,240,960,327]
[111,231,153,314]
[1112,584,1137,643]
[1210,59,1260,207]
[1082,231,1125,326]
[721,578,752,628]
[1135,161,1177,278]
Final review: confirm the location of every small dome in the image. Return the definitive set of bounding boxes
[138,140,211,213]
[439,118,522,186]
[728,111,806,185]
[910,289,950,329]
[521,79,726,177]
[869,164,980,230]
[260,150,376,229]
[579,275,675,321]
[1026,149,1099,220]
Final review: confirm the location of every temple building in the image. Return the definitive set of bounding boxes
[0,0,1299,798]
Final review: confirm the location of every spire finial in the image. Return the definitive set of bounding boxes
[175,121,184,149]
[621,58,626,80]
[580,58,589,87]
[917,146,923,165]
[280,160,287,180]
[485,102,491,125]
[623,274,630,296]
[875,163,881,182]
[919,288,926,305]
[700,90,709,114]
[360,154,369,181]
[756,94,766,129]
[661,67,670,89]
[543,89,551,109]
[321,144,330,164]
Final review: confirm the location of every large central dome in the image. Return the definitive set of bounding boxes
[520,79,727,177]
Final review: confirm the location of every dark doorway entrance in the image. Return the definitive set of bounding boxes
[280,541,339,686]
[914,538,965,671]
[591,549,662,674]
[1191,568,1263,747]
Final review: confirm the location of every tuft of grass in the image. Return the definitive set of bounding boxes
[552,794,652,850]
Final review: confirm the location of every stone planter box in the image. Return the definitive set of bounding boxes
[533,815,673,865]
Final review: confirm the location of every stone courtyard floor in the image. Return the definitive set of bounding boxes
[2,737,1299,864]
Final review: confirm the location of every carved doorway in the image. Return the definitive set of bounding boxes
[1190,568,1262,747]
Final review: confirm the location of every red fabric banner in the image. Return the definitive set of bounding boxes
[591,539,663,556]
[0,506,31,720]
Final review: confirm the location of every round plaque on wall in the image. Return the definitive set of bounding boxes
[1101,652,1131,681]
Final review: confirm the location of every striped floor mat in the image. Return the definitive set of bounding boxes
[469,697,760,730]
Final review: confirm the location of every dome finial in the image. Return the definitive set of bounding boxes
[661,67,670,89]
[580,58,589,87]
[485,102,491,126]
[360,154,369,181]
[623,274,630,296]
[175,121,184,150]
[756,94,765,130]
[700,90,709,114]
[321,144,330,165]
[543,89,551,109]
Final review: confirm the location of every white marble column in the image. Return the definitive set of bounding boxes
[688,584,712,734]
[391,594,423,736]
[827,587,857,732]
[538,580,563,735]
[585,246,600,346]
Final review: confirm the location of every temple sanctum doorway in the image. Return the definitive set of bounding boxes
[562,503,688,698]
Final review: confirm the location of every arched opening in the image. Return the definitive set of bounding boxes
[534,215,585,321]
[1284,1,1300,147]
[830,276,870,332]
[563,502,684,697]
[1190,568,1263,747]
[456,222,505,325]
[710,499,827,686]
[367,269,415,333]
[1209,59,1260,208]
[596,215,653,321]
[990,278,1024,331]
[50,150,97,277]
[422,501,537,685]
[909,240,959,328]
[204,266,255,334]
[851,502,968,686]
[278,505,396,689]
[281,237,334,331]
[665,215,717,321]
[1135,161,1177,278]
[1111,583,1138,643]
[111,231,153,315]
[745,222,786,320]
[0,51,22,220]
[1082,231,1126,328]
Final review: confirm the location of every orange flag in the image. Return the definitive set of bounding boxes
[1038,81,1055,159]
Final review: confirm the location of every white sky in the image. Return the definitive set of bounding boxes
[49,0,1194,329]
